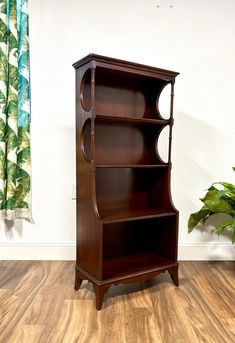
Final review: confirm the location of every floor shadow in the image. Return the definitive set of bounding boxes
[80,271,178,299]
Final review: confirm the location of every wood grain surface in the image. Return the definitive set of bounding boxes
[0,261,234,343]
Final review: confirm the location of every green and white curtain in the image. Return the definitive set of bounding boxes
[0,0,31,221]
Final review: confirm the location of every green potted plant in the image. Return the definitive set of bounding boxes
[188,167,235,243]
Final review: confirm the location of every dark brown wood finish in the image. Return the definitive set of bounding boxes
[73,54,179,310]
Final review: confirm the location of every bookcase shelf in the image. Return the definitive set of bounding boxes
[99,207,176,224]
[95,114,171,125]
[73,54,179,310]
[96,164,169,168]
[103,252,174,280]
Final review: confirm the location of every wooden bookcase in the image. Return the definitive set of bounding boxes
[73,54,180,310]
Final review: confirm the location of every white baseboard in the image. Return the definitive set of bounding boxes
[0,241,76,260]
[0,241,234,261]
[178,242,235,261]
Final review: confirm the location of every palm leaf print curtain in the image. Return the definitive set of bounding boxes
[0,0,31,221]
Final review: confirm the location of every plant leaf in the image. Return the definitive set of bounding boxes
[214,182,235,192]
[189,166,235,243]
[203,198,233,214]
[201,189,219,202]
[200,188,234,212]
[188,206,211,232]
[215,220,235,235]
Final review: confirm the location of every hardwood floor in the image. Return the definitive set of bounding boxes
[0,261,234,343]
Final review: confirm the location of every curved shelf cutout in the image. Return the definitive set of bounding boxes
[80,69,91,112]
[156,126,169,163]
[157,83,171,120]
[81,118,91,163]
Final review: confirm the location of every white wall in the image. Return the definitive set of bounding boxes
[0,0,234,260]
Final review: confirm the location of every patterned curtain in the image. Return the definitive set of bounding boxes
[0,0,31,221]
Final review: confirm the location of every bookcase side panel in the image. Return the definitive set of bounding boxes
[75,65,103,280]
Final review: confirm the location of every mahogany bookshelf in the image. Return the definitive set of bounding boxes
[73,54,179,310]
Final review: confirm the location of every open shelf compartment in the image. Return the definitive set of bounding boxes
[82,67,169,120]
[96,167,174,223]
[83,118,169,166]
[102,216,177,280]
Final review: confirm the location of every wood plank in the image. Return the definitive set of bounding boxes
[0,262,50,343]
[0,261,29,289]
[0,261,234,343]
[7,325,48,343]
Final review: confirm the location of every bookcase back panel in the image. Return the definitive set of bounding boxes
[82,68,167,119]
[96,168,171,213]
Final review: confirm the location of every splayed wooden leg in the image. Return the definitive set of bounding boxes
[92,283,110,310]
[169,266,179,287]
[74,268,82,290]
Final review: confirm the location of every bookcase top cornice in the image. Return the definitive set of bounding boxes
[73,53,179,80]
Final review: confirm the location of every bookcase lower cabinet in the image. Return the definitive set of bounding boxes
[73,54,180,310]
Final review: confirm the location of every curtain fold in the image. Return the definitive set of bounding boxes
[0,0,31,221]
